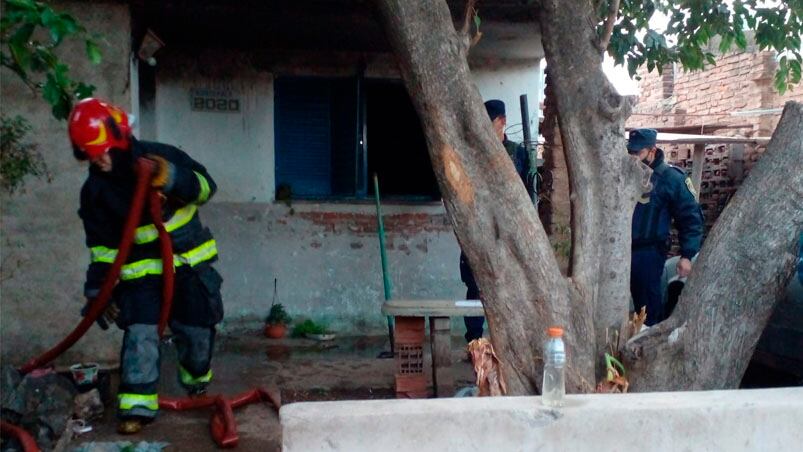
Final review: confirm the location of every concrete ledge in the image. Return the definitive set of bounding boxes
[280,388,803,451]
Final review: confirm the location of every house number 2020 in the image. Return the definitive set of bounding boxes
[192,96,240,113]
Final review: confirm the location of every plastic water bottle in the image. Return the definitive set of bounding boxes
[542,326,566,407]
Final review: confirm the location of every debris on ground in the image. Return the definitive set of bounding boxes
[467,338,507,396]
[73,390,104,422]
[628,306,648,340]
[70,441,169,452]
[596,309,645,394]
[596,353,630,393]
[454,386,479,397]
[1,365,77,451]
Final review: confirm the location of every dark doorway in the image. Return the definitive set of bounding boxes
[365,81,439,200]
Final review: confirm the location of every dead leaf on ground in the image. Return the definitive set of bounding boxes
[467,338,507,396]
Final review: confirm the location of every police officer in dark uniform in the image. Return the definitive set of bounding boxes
[460,100,533,342]
[628,128,704,325]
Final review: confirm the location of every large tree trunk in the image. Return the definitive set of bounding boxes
[379,0,802,394]
[624,101,803,391]
[377,0,595,393]
[537,0,649,375]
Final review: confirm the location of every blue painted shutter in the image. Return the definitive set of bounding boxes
[275,78,332,197]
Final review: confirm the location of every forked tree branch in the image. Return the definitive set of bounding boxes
[597,0,620,52]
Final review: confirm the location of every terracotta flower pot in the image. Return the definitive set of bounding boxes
[264,323,287,339]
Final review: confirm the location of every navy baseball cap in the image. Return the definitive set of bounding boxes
[627,128,658,153]
[484,100,506,121]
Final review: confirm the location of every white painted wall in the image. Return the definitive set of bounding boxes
[155,69,275,202]
[282,388,803,452]
[472,60,543,143]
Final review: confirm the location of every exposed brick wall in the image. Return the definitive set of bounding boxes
[628,48,802,248]
[630,50,802,134]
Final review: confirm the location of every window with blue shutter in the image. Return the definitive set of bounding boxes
[275,78,333,197]
[274,77,439,201]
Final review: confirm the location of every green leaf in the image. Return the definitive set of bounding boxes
[52,63,69,86]
[774,69,787,94]
[51,96,71,120]
[644,33,655,48]
[40,7,58,27]
[9,42,32,72]
[40,8,61,42]
[735,27,748,49]
[473,13,481,30]
[9,23,35,47]
[57,14,78,35]
[790,60,802,84]
[627,58,638,77]
[31,46,56,70]
[85,40,101,65]
[719,34,734,53]
[74,82,95,99]
[5,0,37,11]
[42,74,62,105]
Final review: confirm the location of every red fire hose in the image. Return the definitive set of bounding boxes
[7,157,279,449]
[160,389,281,448]
[149,188,175,336]
[18,158,166,374]
[1,421,40,452]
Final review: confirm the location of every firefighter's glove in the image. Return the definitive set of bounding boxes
[82,298,120,330]
[145,154,175,190]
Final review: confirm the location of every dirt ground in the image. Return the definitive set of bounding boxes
[70,333,476,451]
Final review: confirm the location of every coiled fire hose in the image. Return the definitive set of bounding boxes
[4,158,278,450]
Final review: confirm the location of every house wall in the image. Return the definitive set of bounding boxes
[0,3,545,365]
[471,61,543,143]
[0,1,133,365]
[149,47,544,338]
[155,55,275,203]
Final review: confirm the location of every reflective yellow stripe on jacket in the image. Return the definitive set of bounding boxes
[134,204,198,245]
[118,239,218,280]
[195,171,211,204]
[90,246,118,263]
[90,240,218,281]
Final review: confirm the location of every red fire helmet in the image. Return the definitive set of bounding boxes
[68,98,132,160]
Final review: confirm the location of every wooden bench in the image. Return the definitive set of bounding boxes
[381,299,485,398]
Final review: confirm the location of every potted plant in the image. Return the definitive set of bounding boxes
[264,304,292,339]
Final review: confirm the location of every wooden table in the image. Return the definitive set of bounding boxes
[381,299,485,397]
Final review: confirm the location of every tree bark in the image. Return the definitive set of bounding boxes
[624,101,803,391]
[538,0,648,378]
[377,0,595,394]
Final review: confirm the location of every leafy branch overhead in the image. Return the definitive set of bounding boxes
[599,0,803,93]
[0,115,49,193]
[1,0,103,119]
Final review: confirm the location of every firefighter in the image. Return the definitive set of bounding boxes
[69,98,223,434]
